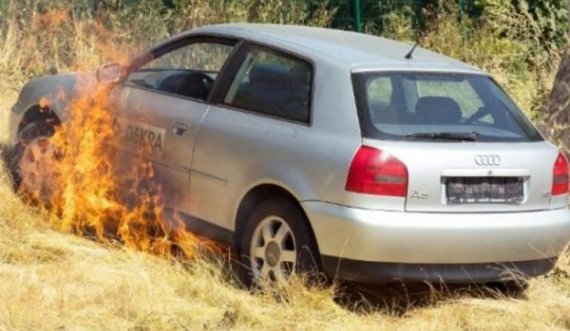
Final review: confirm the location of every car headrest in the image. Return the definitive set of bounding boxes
[289,62,311,85]
[249,64,291,89]
[415,96,462,124]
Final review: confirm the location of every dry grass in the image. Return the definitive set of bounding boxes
[0,92,13,141]
[0,92,569,330]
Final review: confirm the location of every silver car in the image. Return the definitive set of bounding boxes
[8,24,570,286]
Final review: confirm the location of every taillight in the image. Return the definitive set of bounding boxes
[552,152,569,196]
[345,146,408,197]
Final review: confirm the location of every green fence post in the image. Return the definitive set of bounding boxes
[352,0,362,32]
[458,0,465,19]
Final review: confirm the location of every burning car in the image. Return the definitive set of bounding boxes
[8,24,570,287]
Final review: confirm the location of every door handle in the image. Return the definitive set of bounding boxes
[172,122,189,136]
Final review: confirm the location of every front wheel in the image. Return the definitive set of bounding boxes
[9,121,62,204]
[238,197,323,288]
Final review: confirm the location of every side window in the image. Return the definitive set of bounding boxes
[223,47,312,123]
[127,41,234,101]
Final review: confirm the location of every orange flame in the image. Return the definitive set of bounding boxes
[15,7,220,260]
[20,75,217,260]
[39,97,50,110]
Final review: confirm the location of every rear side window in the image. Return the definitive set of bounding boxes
[223,47,312,123]
[354,72,542,142]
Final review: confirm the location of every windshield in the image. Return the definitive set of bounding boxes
[352,72,542,142]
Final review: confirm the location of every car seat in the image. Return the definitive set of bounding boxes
[415,96,462,125]
[234,64,309,122]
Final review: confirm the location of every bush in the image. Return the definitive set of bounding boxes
[375,0,563,121]
[0,0,333,88]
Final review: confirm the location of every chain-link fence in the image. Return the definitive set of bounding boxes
[318,0,477,32]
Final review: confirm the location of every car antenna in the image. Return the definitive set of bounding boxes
[404,40,419,60]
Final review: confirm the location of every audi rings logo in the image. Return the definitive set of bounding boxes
[474,154,502,166]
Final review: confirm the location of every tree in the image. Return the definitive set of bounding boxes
[546,0,570,155]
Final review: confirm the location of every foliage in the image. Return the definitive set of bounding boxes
[513,0,568,53]
[0,0,333,88]
[374,0,563,121]
[0,0,565,121]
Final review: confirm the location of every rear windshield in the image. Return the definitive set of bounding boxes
[352,72,542,142]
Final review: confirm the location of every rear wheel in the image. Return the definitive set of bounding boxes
[239,197,323,288]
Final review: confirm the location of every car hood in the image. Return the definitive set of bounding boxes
[14,72,97,121]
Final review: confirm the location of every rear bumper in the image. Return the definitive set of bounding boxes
[320,257,556,284]
[302,201,570,283]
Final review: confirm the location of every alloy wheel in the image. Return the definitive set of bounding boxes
[249,215,297,285]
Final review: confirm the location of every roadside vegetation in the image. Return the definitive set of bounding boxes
[0,0,569,329]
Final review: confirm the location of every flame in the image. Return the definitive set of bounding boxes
[20,77,218,259]
[39,97,50,110]
[14,7,219,260]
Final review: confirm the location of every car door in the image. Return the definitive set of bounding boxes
[111,36,238,214]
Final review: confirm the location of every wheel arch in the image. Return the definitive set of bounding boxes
[9,103,62,190]
[18,104,62,135]
[233,183,322,261]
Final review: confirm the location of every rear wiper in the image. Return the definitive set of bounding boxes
[406,131,479,141]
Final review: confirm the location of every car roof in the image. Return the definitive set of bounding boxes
[191,23,485,74]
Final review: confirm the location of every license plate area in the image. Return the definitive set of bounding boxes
[445,177,525,204]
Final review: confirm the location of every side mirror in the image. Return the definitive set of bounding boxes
[96,63,122,85]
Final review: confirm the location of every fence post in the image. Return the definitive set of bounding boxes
[352,0,362,32]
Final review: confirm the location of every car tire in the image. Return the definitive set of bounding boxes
[8,120,60,203]
[238,197,324,288]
